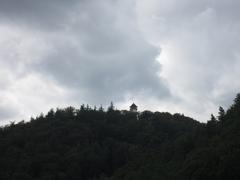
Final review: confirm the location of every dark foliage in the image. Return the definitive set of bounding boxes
[1,95,240,180]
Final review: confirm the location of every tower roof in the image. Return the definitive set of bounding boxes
[130,103,137,108]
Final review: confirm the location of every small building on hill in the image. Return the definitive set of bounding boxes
[130,103,138,112]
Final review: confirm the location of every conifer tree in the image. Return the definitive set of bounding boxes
[218,106,225,121]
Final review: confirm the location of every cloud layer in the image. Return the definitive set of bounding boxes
[0,0,239,123]
[0,0,170,124]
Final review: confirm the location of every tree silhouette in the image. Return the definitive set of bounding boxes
[1,94,240,180]
[218,106,225,121]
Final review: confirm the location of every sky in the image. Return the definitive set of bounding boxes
[0,0,240,124]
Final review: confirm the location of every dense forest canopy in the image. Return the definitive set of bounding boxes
[1,94,240,180]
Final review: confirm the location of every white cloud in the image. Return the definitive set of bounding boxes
[135,0,240,120]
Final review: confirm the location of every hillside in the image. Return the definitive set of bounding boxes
[1,94,240,180]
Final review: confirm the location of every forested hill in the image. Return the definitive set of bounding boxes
[1,95,240,180]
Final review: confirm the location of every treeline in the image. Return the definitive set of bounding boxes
[0,94,240,179]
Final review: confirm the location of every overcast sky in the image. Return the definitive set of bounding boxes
[0,0,240,124]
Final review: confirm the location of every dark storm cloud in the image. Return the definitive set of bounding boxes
[0,0,170,122]
[34,37,169,104]
[0,0,80,29]
[29,0,170,104]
